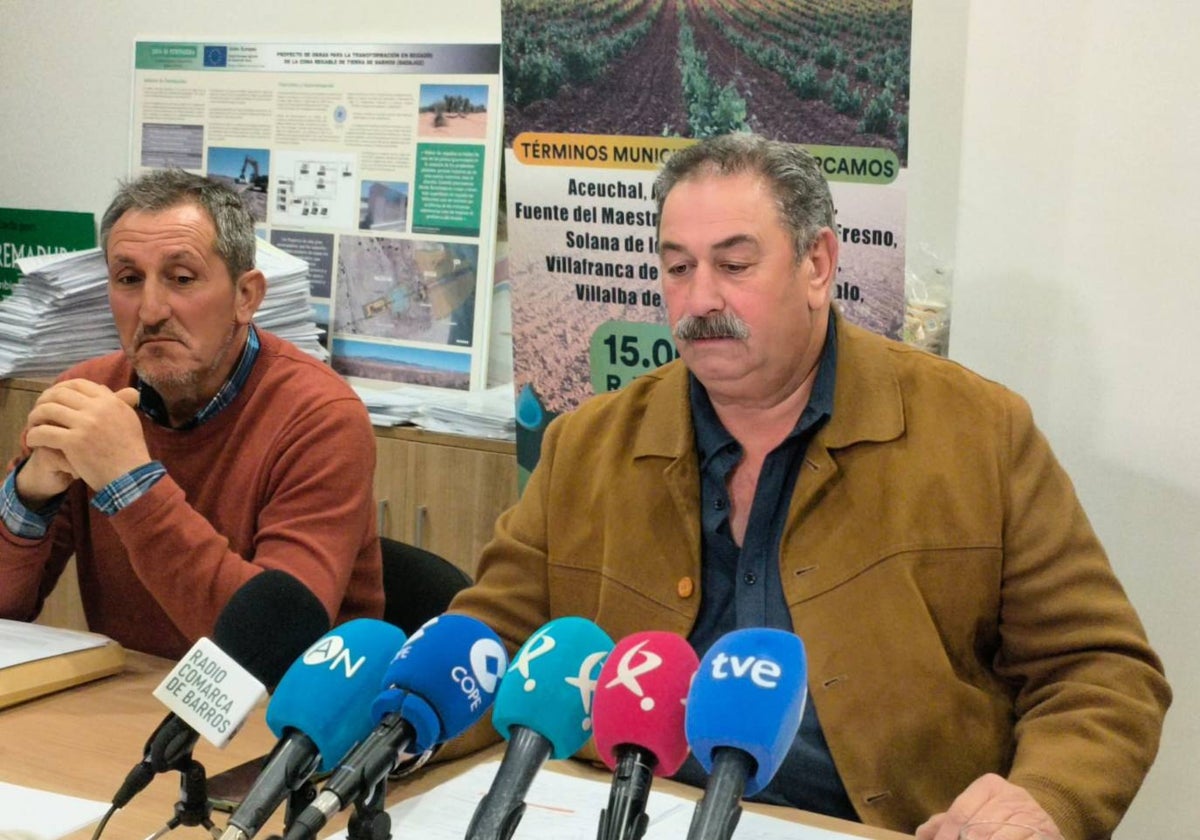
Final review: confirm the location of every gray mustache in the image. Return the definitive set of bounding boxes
[673,312,751,341]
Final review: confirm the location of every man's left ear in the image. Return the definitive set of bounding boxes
[805,227,839,310]
[234,269,267,325]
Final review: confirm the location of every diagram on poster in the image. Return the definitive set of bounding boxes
[271,151,358,230]
[334,236,477,348]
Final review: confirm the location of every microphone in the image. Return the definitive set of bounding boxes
[465,616,614,840]
[684,628,807,840]
[218,618,408,840]
[111,570,331,809]
[284,614,508,840]
[592,631,700,840]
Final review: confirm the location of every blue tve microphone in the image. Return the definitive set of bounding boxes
[284,614,509,840]
[684,628,807,840]
[466,616,614,840]
[216,618,407,840]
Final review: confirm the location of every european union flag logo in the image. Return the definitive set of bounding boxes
[203,46,227,68]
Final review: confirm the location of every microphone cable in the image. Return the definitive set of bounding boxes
[89,805,118,840]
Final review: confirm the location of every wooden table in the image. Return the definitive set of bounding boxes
[0,653,911,839]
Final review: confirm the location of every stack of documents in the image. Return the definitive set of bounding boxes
[353,383,433,427]
[352,382,516,440]
[0,242,328,379]
[0,248,120,378]
[252,239,329,362]
[417,384,516,439]
[0,618,125,710]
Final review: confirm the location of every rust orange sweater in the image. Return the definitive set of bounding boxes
[0,330,383,658]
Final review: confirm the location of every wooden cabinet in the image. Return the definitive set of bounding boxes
[0,377,517,628]
[0,379,88,629]
[373,428,517,578]
[0,378,42,467]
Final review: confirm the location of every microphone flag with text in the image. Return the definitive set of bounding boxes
[285,613,508,840]
[592,630,700,840]
[218,617,408,840]
[684,627,807,840]
[110,569,330,810]
[465,616,614,840]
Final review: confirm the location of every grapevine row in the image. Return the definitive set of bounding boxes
[676,0,749,138]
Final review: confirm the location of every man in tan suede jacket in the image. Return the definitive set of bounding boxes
[450,133,1169,840]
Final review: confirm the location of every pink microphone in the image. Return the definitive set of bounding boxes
[592,631,700,840]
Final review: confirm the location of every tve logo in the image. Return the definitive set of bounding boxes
[708,652,782,688]
[303,634,365,678]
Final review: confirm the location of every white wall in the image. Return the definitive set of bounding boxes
[920,3,1200,838]
[0,0,501,213]
[2,1,1194,837]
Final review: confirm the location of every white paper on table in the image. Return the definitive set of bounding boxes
[651,805,877,840]
[0,781,108,838]
[326,760,871,840]
[0,620,110,671]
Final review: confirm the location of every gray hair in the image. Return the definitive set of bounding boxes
[100,169,257,279]
[653,133,835,259]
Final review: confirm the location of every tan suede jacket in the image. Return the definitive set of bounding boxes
[450,315,1170,840]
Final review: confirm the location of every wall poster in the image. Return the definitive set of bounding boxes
[132,40,503,390]
[502,1,913,481]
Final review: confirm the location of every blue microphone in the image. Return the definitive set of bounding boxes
[466,616,614,840]
[684,628,807,840]
[216,618,407,840]
[284,614,508,840]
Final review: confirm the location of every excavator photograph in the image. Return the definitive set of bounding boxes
[236,155,269,192]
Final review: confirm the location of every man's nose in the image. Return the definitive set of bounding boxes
[686,263,725,316]
[138,279,172,324]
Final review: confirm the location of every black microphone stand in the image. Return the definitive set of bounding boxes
[144,759,216,839]
[596,746,656,840]
[685,748,754,840]
[345,777,392,840]
[284,779,318,831]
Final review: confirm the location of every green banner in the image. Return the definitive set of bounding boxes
[135,42,203,70]
[803,145,900,185]
[589,319,679,394]
[0,208,96,300]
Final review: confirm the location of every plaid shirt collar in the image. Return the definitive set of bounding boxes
[137,324,261,430]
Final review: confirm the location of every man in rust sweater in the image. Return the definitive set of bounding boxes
[0,170,382,658]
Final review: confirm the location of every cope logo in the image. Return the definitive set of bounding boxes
[452,637,507,712]
[603,639,663,711]
[708,652,782,689]
[302,635,365,678]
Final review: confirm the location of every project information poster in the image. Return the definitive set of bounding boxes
[132,41,503,390]
[502,0,912,480]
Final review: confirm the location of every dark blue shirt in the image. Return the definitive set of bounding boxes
[674,314,859,821]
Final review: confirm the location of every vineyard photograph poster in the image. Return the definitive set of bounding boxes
[503,0,914,480]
